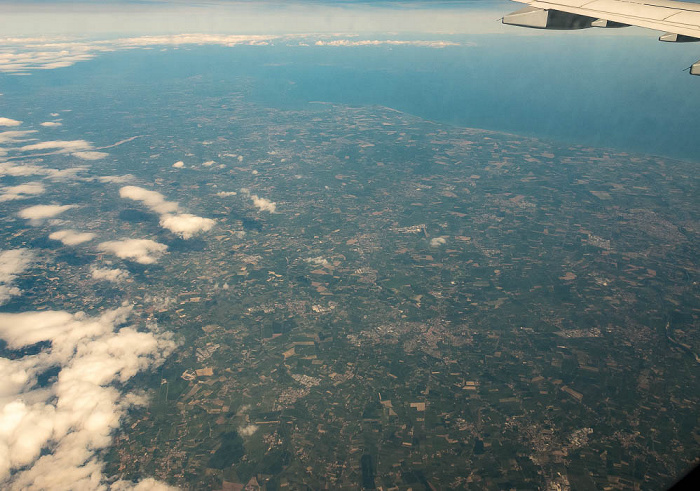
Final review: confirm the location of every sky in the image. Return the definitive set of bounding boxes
[0,0,561,37]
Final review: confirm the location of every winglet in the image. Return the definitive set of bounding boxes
[690,60,700,75]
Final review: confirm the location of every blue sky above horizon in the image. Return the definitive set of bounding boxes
[0,0,512,37]
[0,0,668,38]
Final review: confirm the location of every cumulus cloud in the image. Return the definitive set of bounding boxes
[0,249,33,305]
[49,230,96,246]
[0,305,176,489]
[430,237,447,247]
[314,39,460,48]
[0,130,37,144]
[98,174,134,184]
[11,138,103,162]
[119,186,215,239]
[46,167,88,181]
[0,35,466,76]
[0,117,22,127]
[238,424,259,437]
[215,191,237,197]
[172,161,184,168]
[112,478,180,491]
[18,204,76,222]
[305,256,330,268]
[119,186,179,215]
[90,267,129,283]
[40,121,62,127]
[72,151,108,160]
[20,140,93,153]
[202,160,215,167]
[240,188,276,213]
[0,162,87,181]
[0,163,49,177]
[98,239,168,264]
[0,36,280,74]
[159,213,215,239]
[0,40,104,73]
[115,34,277,48]
[251,194,276,213]
[0,182,45,202]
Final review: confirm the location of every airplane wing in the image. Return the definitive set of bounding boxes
[502,0,700,74]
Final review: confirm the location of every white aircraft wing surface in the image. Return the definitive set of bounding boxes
[503,0,700,74]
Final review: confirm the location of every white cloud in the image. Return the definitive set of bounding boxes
[240,188,277,213]
[98,239,168,264]
[142,294,175,312]
[112,478,179,491]
[202,160,215,167]
[90,267,129,283]
[119,186,179,215]
[238,424,259,437]
[49,230,96,246]
[0,182,45,202]
[172,161,184,168]
[18,204,76,221]
[159,213,215,239]
[20,140,93,153]
[215,191,237,197]
[0,35,278,74]
[314,39,460,48]
[72,151,108,160]
[0,306,176,489]
[251,194,276,213]
[0,118,22,127]
[430,237,447,247]
[0,162,45,177]
[115,34,277,47]
[45,167,88,181]
[0,41,103,74]
[98,174,134,184]
[119,186,214,239]
[0,162,87,181]
[0,249,33,305]
[0,130,37,144]
[39,121,62,127]
[305,256,330,268]
[1,137,92,174]
[0,32,470,77]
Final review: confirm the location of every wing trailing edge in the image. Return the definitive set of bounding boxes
[503,0,700,74]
